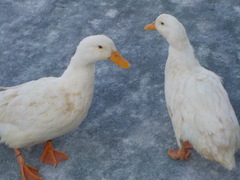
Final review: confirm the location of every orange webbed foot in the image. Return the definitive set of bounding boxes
[167,149,191,160]
[40,140,68,166]
[168,141,192,160]
[22,164,42,180]
[14,149,42,180]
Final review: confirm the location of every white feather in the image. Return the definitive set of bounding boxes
[0,35,129,149]
[152,14,240,170]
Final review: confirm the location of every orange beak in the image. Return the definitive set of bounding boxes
[108,50,131,69]
[144,22,157,31]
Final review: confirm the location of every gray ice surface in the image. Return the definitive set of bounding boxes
[0,0,240,180]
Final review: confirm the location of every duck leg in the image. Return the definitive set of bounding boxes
[40,140,68,166]
[14,149,42,180]
[167,141,193,160]
[184,141,193,149]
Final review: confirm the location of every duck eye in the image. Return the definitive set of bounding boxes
[161,22,164,25]
[98,45,103,49]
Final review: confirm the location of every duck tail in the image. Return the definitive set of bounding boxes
[220,155,236,170]
[214,149,236,170]
[0,86,10,90]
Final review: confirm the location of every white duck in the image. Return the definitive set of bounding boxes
[0,35,130,180]
[145,14,240,170]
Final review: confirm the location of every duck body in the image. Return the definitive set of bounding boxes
[0,64,95,148]
[0,34,130,180]
[165,45,240,170]
[145,14,240,170]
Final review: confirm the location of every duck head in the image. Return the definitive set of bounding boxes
[144,14,189,49]
[75,35,131,69]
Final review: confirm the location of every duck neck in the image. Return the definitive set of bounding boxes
[166,41,200,71]
[61,55,95,92]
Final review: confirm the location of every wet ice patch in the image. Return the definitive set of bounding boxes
[196,21,215,33]
[169,0,202,6]
[234,6,240,14]
[47,31,59,43]
[15,0,49,14]
[89,19,101,29]
[105,9,118,18]
[122,120,159,148]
